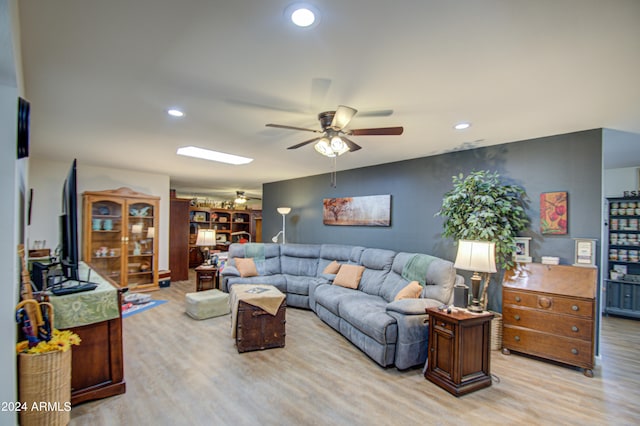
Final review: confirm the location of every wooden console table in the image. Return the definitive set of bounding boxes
[424,307,494,396]
[47,263,126,405]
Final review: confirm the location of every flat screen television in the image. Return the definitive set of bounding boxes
[59,159,80,282]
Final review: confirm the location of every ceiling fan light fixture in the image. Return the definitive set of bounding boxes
[314,138,335,157]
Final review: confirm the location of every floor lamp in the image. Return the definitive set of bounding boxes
[272,207,291,244]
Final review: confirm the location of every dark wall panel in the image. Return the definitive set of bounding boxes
[264,130,602,269]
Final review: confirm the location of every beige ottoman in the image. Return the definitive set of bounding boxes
[185,289,230,320]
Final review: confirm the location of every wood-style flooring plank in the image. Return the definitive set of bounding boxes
[70,274,640,425]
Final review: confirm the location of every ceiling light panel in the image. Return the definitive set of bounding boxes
[177,146,253,165]
[285,3,319,28]
[167,109,184,117]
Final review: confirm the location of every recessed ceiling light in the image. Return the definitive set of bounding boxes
[454,122,471,130]
[286,3,319,28]
[167,109,184,117]
[177,146,253,165]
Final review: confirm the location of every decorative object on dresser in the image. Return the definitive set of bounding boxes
[424,307,494,396]
[573,238,596,267]
[502,263,597,377]
[453,240,497,311]
[513,236,532,263]
[83,187,160,292]
[606,196,640,318]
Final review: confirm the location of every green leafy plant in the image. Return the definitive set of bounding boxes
[436,170,529,271]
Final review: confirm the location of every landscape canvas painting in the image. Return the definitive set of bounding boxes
[540,191,568,234]
[323,195,391,226]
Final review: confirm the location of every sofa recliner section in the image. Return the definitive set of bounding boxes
[221,243,461,369]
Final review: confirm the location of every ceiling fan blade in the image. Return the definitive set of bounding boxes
[266,123,323,133]
[287,137,322,150]
[331,105,358,130]
[341,136,362,152]
[349,127,404,136]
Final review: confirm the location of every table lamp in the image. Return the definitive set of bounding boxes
[196,229,216,265]
[454,240,497,312]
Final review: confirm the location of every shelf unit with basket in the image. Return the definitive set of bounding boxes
[606,196,640,318]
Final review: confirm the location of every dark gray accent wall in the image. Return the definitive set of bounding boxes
[263,129,603,309]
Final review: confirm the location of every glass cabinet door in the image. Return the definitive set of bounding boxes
[126,201,156,290]
[88,198,124,285]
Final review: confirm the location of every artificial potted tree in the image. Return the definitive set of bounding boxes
[436,170,529,309]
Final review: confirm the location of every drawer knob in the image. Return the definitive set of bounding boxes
[514,315,521,321]
[572,305,579,311]
[571,348,579,355]
[515,296,521,302]
[572,325,579,332]
[514,336,520,342]
[539,297,552,309]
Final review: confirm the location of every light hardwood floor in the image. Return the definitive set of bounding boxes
[70,275,640,425]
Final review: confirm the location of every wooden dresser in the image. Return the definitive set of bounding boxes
[502,263,597,377]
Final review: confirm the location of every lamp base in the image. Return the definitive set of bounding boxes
[467,300,484,313]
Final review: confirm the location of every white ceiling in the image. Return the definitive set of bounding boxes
[15,0,640,200]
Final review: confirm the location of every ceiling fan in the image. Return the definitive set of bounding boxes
[266,105,403,157]
[234,191,261,204]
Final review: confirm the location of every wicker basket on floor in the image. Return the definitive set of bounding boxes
[490,312,503,351]
[18,349,71,426]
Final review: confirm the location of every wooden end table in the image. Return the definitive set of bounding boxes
[424,307,494,396]
[195,265,219,291]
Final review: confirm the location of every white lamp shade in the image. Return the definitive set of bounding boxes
[195,229,216,246]
[277,207,291,215]
[146,227,155,239]
[454,240,497,273]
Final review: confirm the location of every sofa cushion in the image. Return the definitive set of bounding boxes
[339,294,398,345]
[394,281,422,301]
[281,244,321,276]
[420,257,457,303]
[323,260,341,274]
[228,243,282,275]
[234,257,258,277]
[314,284,355,316]
[317,244,365,276]
[334,264,365,289]
[285,275,326,296]
[358,248,395,297]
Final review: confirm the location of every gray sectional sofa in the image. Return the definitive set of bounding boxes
[221,243,462,370]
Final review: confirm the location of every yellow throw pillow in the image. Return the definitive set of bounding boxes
[323,260,341,274]
[394,281,423,301]
[234,257,258,278]
[333,264,365,289]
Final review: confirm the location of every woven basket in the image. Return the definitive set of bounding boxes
[18,349,71,426]
[490,312,503,351]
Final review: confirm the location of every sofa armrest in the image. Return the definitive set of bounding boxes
[318,273,336,282]
[386,298,443,315]
[221,265,240,277]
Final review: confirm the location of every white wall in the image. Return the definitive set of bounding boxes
[29,157,171,270]
[604,166,639,198]
[0,0,20,423]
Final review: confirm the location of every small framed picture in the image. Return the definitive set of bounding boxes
[574,238,596,267]
[514,237,532,263]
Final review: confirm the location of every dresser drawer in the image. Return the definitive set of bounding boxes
[503,289,594,318]
[503,326,594,369]
[502,306,593,341]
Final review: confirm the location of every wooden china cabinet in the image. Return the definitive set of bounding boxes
[83,187,159,292]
